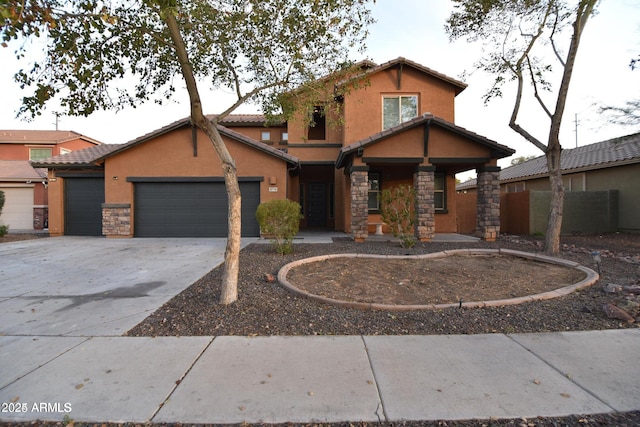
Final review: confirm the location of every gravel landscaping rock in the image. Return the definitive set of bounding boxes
[127,233,639,337]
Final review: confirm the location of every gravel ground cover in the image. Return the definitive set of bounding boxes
[127,233,639,337]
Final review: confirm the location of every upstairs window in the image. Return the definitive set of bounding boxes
[29,148,52,161]
[383,95,418,130]
[307,106,326,140]
[261,131,271,143]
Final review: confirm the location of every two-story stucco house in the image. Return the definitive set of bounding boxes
[35,58,514,240]
[0,130,102,231]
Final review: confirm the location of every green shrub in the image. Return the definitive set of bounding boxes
[380,185,416,248]
[255,199,302,255]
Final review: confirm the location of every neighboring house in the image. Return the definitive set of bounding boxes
[35,57,515,240]
[0,130,102,230]
[456,133,640,233]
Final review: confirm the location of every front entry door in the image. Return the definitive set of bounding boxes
[307,183,326,227]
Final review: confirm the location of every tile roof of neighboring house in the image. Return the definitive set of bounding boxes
[31,143,126,167]
[0,130,102,145]
[33,116,299,168]
[455,132,640,190]
[336,113,514,169]
[0,160,48,181]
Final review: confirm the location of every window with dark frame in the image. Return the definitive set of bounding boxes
[434,173,446,211]
[368,172,380,212]
[307,106,326,140]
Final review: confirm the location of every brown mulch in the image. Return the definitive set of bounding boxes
[0,233,49,243]
[287,254,587,306]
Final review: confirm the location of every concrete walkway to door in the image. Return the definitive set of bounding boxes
[0,236,257,336]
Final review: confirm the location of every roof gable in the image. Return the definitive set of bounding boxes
[336,113,514,168]
[347,57,468,96]
[33,117,299,168]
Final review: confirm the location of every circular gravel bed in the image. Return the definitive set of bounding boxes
[278,248,598,310]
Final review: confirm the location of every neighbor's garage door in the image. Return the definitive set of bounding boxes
[64,177,105,236]
[0,186,34,230]
[134,181,260,237]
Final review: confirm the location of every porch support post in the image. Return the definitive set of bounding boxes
[476,166,501,242]
[350,166,369,242]
[414,166,435,241]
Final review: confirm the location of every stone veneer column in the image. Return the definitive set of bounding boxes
[102,204,132,237]
[414,166,435,241]
[350,167,369,242]
[476,167,501,242]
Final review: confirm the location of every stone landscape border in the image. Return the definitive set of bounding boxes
[277,249,600,311]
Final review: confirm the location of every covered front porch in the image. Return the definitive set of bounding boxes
[336,114,514,243]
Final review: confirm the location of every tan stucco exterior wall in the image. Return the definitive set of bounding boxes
[103,128,290,207]
[343,68,457,145]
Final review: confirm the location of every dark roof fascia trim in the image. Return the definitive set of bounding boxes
[429,157,491,164]
[126,176,265,183]
[287,143,343,148]
[362,157,424,164]
[55,172,105,178]
[300,161,336,166]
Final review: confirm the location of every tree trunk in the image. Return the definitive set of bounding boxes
[200,120,242,305]
[162,10,241,304]
[544,140,564,254]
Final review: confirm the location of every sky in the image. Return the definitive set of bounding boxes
[1,0,639,178]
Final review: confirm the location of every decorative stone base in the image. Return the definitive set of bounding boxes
[33,207,48,230]
[102,204,132,237]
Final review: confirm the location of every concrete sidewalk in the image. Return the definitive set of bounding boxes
[1,330,638,424]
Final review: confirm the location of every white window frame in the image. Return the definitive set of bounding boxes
[382,95,418,130]
[261,131,271,142]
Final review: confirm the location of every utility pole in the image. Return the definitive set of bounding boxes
[53,112,60,130]
[574,113,579,148]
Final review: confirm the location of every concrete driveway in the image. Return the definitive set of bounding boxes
[0,236,256,336]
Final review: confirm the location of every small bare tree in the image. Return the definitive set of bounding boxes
[447,0,599,253]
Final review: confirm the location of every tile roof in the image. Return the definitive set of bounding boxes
[336,113,514,168]
[32,117,299,168]
[500,133,640,182]
[31,143,126,167]
[0,160,48,180]
[0,130,102,145]
[342,57,468,95]
[455,132,640,190]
